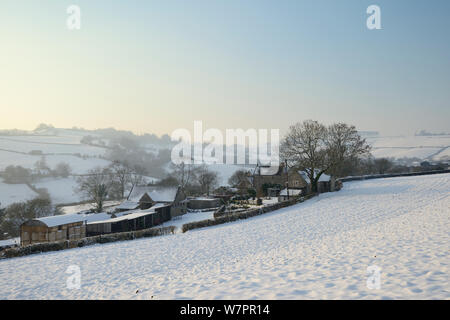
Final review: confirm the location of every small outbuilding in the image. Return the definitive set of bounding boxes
[188,197,222,210]
[278,188,302,202]
[20,214,86,246]
[117,186,187,217]
[298,170,334,193]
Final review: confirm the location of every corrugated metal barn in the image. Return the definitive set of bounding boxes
[86,204,171,236]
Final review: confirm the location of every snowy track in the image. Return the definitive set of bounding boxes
[0,174,449,299]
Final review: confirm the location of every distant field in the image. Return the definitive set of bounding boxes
[1,130,448,208]
[0,180,38,207]
[366,135,450,161]
[0,130,247,207]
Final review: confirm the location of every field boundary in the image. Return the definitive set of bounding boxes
[0,193,322,259]
[182,194,317,233]
[339,169,450,182]
[0,226,175,260]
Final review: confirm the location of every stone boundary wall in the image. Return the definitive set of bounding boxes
[339,169,450,182]
[0,226,176,260]
[182,194,317,233]
[1,192,323,259]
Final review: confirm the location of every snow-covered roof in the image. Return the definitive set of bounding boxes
[116,200,140,210]
[279,188,302,196]
[191,197,219,201]
[87,203,170,225]
[128,186,179,202]
[298,170,331,184]
[149,202,171,209]
[30,211,130,227]
[88,210,156,225]
[35,214,85,227]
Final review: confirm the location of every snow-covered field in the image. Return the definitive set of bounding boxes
[0,180,38,207]
[0,130,247,207]
[0,173,448,299]
[33,178,83,204]
[0,136,106,156]
[366,135,450,161]
[1,129,448,209]
[60,201,122,214]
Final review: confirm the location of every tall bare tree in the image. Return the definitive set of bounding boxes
[170,162,197,189]
[75,167,114,212]
[374,158,393,174]
[228,170,251,187]
[196,165,219,195]
[325,123,371,177]
[281,120,328,192]
[109,161,132,199]
[281,120,370,192]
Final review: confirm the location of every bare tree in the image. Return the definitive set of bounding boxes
[325,123,372,177]
[109,161,132,199]
[170,162,197,189]
[0,197,59,238]
[281,120,328,192]
[196,165,218,195]
[129,164,148,191]
[228,170,250,187]
[53,162,72,178]
[281,120,370,192]
[374,158,393,174]
[75,167,114,212]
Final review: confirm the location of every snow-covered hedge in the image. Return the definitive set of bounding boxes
[182,195,317,233]
[0,226,176,259]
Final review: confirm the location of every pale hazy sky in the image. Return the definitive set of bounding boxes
[0,0,449,136]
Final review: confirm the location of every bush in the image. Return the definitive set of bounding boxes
[0,197,58,238]
[2,165,31,184]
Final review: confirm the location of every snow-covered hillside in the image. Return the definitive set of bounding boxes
[1,128,448,208]
[0,129,249,207]
[0,182,38,207]
[0,173,448,299]
[366,135,450,161]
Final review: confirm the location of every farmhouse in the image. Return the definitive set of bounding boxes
[116,186,187,217]
[252,163,308,197]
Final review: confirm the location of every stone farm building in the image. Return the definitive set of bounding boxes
[252,163,307,197]
[252,163,335,197]
[116,186,187,217]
